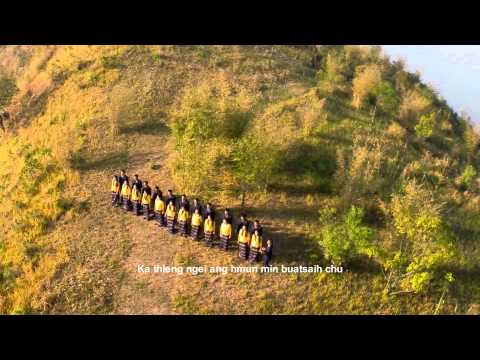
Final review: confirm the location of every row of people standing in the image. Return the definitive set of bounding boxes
[110,170,273,266]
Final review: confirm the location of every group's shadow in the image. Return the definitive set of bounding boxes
[228,203,320,265]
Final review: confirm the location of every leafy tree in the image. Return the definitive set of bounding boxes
[385,180,456,294]
[317,206,376,265]
[229,136,280,207]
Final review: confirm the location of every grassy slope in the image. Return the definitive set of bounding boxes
[1,45,479,314]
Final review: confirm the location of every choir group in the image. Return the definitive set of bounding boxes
[110,170,273,266]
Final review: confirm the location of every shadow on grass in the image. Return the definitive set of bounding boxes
[269,182,332,195]
[119,119,169,136]
[71,151,129,172]
[315,132,352,145]
[228,203,320,265]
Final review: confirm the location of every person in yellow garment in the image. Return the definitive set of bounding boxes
[131,183,142,216]
[190,208,203,241]
[120,179,132,212]
[154,190,166,227]
[178,204,190,237]
[141,181,152,220]
[111,175,120,207]
[219,218,232,251]
[204,214,215,247]
[166,200,176,234]
[237,224,251,260]
[249,228,263,263]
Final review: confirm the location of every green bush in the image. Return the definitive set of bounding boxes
[386,180,457,293]
[229,136,281,205]
[317,206,376,265]
[456,165,476,190]
[374,81,400,115]
[415,112,437,138]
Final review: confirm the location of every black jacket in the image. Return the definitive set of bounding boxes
[251,225,263,237]
[167,194,176,207]
[224,213,233,225]
[180,199,190,211]
[119,175,129,187]
[132,179,143,190]
[205,207,215,221]
[191,201,202,214]
[142,186,152,196]
[152,191,161,203]
[237,220,251,234]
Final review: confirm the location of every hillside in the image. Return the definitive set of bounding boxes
[1,45,480,314]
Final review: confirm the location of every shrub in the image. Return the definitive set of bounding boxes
[415,112,437,138]
[386,180,456,293]
[399,89,431,128]
[335,132,406,207]
[374,81,400,115]
[317,52,349,96]
[229,136,281,206]
[169,75,255,143]
[317,206,376,265]
[456,165,476,190]
[352,64,382,110]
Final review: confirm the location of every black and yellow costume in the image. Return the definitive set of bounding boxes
[238,228,251,260]
[118,174,129,204]
[190,213,203,241]
[204,218,215,247]
[166,202,176,234]
[154,196,166,227]
[178,207,190,236]
[121,182,132,211]
[249,233,263,262]
[219,222,232,251]
[111,176,120,206]
[131,185,142,216]
[141,188,152,220]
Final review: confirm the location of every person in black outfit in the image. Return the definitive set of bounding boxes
[152,186,160,204]
[132,174,143,191]
[141,181,152,220]
[118,169,129,205]
[262,239,273,267]
[180,194,190,212]
[251,219,263,237]
[142,181,152,197]
[223,208,233,225]
[167,189,176,209]
[191,198,202,215]
[236,213,251,235]
[205,202,215,221]
[119,169,129,188]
